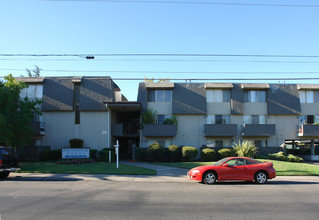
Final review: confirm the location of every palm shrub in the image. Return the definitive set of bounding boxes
[182,146,198,161]
[201,148,217,161]
[147,142,165,162]
[232,140,258,158]
[168,145,180,162]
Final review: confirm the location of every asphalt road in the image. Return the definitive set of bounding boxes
[1,179,319,220]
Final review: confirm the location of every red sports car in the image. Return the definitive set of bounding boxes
[187,157,276,184]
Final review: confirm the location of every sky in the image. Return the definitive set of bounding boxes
[1,0,319,101]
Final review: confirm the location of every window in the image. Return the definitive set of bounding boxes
[299,115,319,125]
[244,90,266,103]
[206,139,231,148]
[299,90,319,103]
[243,115,266,124]
[206,89,230,102]
[74,84,80,124]
[206,115,230,124]
[148,89,172,102]
[225,158,245,166]
[156,115,174,124]
[20,84,43,100]
[255,140,267,148]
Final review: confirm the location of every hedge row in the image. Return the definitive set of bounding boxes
[135,143,235,162]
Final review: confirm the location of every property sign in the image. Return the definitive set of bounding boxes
[62,148,90,159]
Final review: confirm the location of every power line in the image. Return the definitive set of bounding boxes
[1,53,319,58]
[1,58,319,64]
[0,68,319,75]
[47,0,319,8]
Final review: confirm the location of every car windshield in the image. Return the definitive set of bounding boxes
[212,158,229,166]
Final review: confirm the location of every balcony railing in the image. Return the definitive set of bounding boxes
[111,123,139,137]
[298,124,319,137]
[242,124,275,137]
[143,124,177,137]
[204,124,237,137]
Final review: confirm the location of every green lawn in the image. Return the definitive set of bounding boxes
[153,160,319,176]
[18,162,156,175]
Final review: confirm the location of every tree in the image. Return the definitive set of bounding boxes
[23,65,42,77]
[0,75,41,148]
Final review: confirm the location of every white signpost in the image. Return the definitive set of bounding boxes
[114,140,119,169]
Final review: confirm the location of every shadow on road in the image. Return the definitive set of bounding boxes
[198,180,319,185]
[1,174,83,182]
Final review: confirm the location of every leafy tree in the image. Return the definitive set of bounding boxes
[232,140,258,158]
[0,75,41,148]
[141,109,157,126]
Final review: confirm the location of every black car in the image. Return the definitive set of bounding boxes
[0,146,20,179]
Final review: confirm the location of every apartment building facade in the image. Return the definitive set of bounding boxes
[137,82,319,158]
[17,77,141,159]
[16,77,319,160]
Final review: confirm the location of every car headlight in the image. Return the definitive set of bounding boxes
[192,170,200,174]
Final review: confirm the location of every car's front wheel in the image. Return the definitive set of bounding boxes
[255,171,268,184]
[203,171,217,185]
[0,172,10,179]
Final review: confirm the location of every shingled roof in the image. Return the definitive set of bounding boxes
[18,76,118,111]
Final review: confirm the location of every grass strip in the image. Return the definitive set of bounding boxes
[152,160,319,176]
[18,162,156,175]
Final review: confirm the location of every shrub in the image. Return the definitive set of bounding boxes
[287,154,304,162]
[201,148,217,162]
[40,150,62,161]
[268,151,304,163]
[147,142,165,162]
[163,116,178,125]
[69,138,84,148]
[218,148,235,158]
[168,145,181,162]
[90,149,98,159]
[97,149,115,162]
[182,146,198,161]
[268,151,286,161]
[135,148,147,162]
[232,140,258,158]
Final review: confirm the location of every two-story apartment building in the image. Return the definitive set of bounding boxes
[16,77,319,160]
[137,82,319,159]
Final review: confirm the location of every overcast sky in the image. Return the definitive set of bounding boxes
[1,0,319,101]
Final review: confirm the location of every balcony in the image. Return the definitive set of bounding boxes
[111,123,139,137]
[143,124,177,137]
[242,124,275,137]
[298,124,319,137]
[204,124,237,137]
[30,121,45,135]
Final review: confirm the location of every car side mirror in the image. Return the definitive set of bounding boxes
[222,163,229,167]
